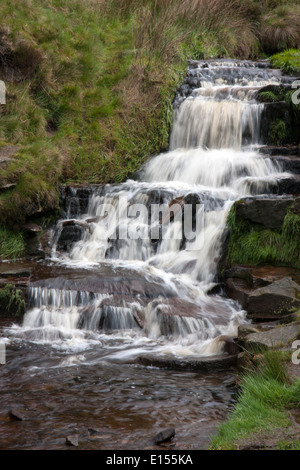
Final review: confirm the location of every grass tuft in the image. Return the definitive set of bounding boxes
[225,205,300,268]
[0,227,25,259]
[210,350,300,450]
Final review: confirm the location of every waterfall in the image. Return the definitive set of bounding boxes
[10,60,291,359]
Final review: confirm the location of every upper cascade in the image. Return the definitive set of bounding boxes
[170,59,289,150]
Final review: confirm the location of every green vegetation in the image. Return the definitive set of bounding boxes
[0,0,299,237]
[225,205,300,268]
[268,118,287,145]
[277,440,300,450]
[210,350,300,450]
[271,48,300,74]
[257,82,300,145]
[0,283,26,317]
[0,226,26,259]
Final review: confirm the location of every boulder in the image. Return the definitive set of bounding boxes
[226,264,300,289]
[226,274,300,321]
[243,323,300,351]
[153,428,175,445]
[225,278,252,309]
[234,197,294,229]
[247,278,300,320]
[270,176,300,195]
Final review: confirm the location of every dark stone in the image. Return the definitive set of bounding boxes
[259,146,300,157]
[270,176,300,195]
[56,221,87,252]
[291,197,300,215]
[268,155,300,175]
[24,235,45,259]
[137,354,238,371]
[226,276,300,321]
[0,266,31,279]
[225,265,269,288]
[153,428,175,445]
[234,197,294,229]
[88,428,102,436]
[59,184,103,219]
[216,335,241,355]
[247,278,300,319]
[225,278,252,309]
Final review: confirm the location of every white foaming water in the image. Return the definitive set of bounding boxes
[9,61,292,360]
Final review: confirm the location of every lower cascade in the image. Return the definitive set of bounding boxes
[4,60,294,362]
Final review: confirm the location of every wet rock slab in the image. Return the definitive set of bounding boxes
[29,263,178,300]
[137,353,238,372]
[242,323,300,351]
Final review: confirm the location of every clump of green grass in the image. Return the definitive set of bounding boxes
[0,226,25,259]
[0,283,26,317]
[210,350,300,450]
[271,48,300,74]
[225,205,300,268]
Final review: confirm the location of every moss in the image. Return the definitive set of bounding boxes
[257,90,280,102]
[268,118,287,145]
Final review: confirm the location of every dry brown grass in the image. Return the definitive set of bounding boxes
[104,0,300,57]
[260,4,300,53]
[107,0,259,60]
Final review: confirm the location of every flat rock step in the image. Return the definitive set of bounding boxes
[137,354,238,372]
[259,146,300,157]
[270,176,300,195]
[238,323,300,351]
[268,155,300,175]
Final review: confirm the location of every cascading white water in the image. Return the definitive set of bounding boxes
[9,60,292,360]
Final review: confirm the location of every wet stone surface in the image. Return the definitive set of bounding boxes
[0,339,237,450]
